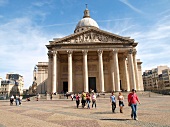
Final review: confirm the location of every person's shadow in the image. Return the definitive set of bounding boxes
[100,118,131,121]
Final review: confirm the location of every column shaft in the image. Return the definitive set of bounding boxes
[52,51,57,93]
[113,50,120,91]
[82,50,88,92]
[67,50,73,92]
[98,50,104,92]
[123,56,130,91]
[128,49,136,90]
[133,51,139,90]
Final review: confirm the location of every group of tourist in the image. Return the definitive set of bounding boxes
[10,94,22,106]
[72,89,140,120]
[110,89,140,120]
[72,91,97,109]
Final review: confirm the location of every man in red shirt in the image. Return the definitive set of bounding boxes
[128,89,140,120]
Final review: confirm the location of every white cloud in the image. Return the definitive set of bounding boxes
[102,13,170,72]
[0,17,56,88]
[32,1,53,7]
[119,0,144,14]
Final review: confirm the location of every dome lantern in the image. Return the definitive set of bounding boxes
[74,6,99,33]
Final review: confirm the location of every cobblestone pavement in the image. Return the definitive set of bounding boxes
[0,93,170,127]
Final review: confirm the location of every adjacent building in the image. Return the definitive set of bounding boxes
[31,62,48,94]
[0,73,24,98]
[143,66,169,90]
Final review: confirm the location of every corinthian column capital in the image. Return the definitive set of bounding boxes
[97,50,103,56]
[47,51,53,59]
[128,49,133,54]
[67,50,73,55]
[133,49,137,55]
[112,49,119,54]
[82,50,88,55]
[53,50,57,55]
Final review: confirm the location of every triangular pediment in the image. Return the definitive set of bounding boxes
[50,27,135,45]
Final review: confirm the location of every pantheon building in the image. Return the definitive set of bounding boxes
[34,8,144,94]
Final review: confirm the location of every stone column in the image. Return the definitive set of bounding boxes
[112,49,120,91]
[128,49,136,90]
[123,55,130,91]
[97,50,104,92]
[82,50,88,92]
[133,50,139,90]
[67,50,73,93]
[52,51,57,93]
[110,56,115,91]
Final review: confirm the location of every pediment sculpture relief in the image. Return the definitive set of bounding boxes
[58,31,129,44]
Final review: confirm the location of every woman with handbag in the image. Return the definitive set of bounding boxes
[128,89,140,120]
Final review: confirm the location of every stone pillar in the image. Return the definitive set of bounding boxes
[110,57,115,91]
[112,49,120,91]
[97,50,104,92]
[82,50,88,92]
[133,50,139,90]
[67,50,73,92]
[128,49,136,90]
[52,51,57,93]
[47,51,53,94]
[123,55,130,91]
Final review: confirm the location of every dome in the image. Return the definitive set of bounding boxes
[74,8,99,33]
[75,18,99,29]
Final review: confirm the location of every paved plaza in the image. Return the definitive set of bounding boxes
[0,92,170,127]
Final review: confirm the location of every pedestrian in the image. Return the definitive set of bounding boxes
[86,92,91,109]
[19,95,22,106]
[75,93,80,108]
[110,91,116,113]
[10,95,14,106]
[128,89,140,120]
[117,92,124,113]
[91,92,97,108]
[37,93,39,101]
[71,94,74,101]
[50,93,53,100]
[15,95,19,106]
[81,92,86,108]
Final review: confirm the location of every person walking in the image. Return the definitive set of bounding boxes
[75,93,80,108]
[128,89,140,120]
[81,92,86,108]
[10,95,14,106]
[15,95,19,106]
[117,92,124,113]
[91,92,97,108]
[86,93,91,109]
[50,93,53,100]
[110,92,116,113]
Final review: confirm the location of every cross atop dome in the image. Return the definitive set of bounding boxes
[83,4,90,18]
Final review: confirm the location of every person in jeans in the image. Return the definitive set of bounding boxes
[110,92,116,113]
[86,93,91,109]
[128,89,140,120]
[91,92,97,108]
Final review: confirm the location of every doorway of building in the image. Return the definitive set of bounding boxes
[63,82,68,93]
[88,77,96,92]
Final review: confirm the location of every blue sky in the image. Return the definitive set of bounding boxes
[0,0,170,89]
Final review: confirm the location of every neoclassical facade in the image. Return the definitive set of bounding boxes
[46,8,144,94]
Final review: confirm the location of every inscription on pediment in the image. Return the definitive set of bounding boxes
[60,32,127,44]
